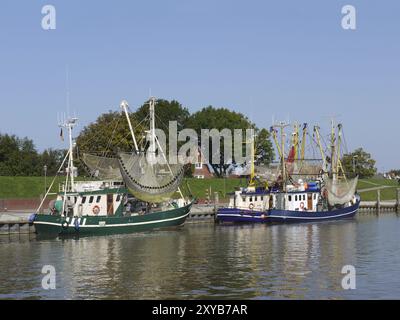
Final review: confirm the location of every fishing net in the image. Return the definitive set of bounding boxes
[286,159,324,181]
[118,152,184,203]
[254,164,281,183]
[325,176,358,206]
[82,153,122,180]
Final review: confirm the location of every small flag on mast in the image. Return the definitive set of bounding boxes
[60,128,64,141]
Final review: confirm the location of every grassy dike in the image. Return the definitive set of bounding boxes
[0,176,86,199]
[0,176,398,201]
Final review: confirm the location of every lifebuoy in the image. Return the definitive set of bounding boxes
[61,220,69,229]
[249,203,255,210]
[93,206,100,215]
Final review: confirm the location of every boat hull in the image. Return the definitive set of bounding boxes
[267,200,360,223]
[217,200,360,224]
[216,208,269,223]
[33,203,192,237]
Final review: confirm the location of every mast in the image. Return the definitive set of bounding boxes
[270,127,282,159]
[273,122,289,191]
[300,123,307,166]
[336,123,347,181]
[59,117,78,190]
[248,129,256,187]
[120,100,139,153]
[149,97,157,163]
[314,125,327,174]
[292,123,299,161]
[330,119,337,180]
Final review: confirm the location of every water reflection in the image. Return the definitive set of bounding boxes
[0,215,399,299]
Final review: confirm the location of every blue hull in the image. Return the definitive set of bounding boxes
[267,200,360,223]
[217,200,360,224]
[216,208,269,223]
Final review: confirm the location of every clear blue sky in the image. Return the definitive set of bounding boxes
[0,0,399,171]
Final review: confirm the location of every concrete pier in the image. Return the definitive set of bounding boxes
[0,211,34,235]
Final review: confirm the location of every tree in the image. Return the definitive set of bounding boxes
[255,128,275,166]
[0,134,41,176]
[76,111,143,155]
[40,149,68,176]
[341,148,377,179]
[75,111,144,176]
[134,99,190,132]
[186,106,274,177]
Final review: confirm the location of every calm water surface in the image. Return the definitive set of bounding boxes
[1,214,400,299]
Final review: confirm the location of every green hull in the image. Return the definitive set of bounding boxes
[33,203,192,237]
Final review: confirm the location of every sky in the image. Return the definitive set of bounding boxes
[0,0,399,171]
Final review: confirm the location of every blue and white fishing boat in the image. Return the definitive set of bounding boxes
[216,121,360,224]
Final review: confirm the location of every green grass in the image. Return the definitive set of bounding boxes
[182,178,247,201]
[357,178,400,201]
[0,176,87,199]
[1,176,398,201]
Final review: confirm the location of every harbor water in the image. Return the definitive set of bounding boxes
[0,213,400,300]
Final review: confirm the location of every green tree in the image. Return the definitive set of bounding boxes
[255,128,275,166]
[76,111,143,155]
[40,149,68,176]
[0,134,41,176]
[341,148,377,179]
[75,111,144,176]
[135,99,190,132]
[186,106,274,177]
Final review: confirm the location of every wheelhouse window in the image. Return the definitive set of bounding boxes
[249,197,253,202]
[89,196,94,204]
[255,196,258,201]
[242,197,246,202]
[96,196,101,203]
[295,195,298,201]
[116,195,121,202]
[288,195,292,202]
[82,197,87,204]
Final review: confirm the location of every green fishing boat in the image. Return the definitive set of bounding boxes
[32,98,193,237]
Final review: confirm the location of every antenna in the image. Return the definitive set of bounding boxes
[66,65,70,117]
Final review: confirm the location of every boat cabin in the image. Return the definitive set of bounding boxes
[55,180,127,217]
[284,191,319,211]
[228,187,274,211]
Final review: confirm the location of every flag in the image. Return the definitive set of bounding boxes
[60,128,64,141]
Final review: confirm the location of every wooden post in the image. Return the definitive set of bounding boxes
[396,188,400,214]
[39,194,45,214]
[376,189,381,215]
[214,192,219,218]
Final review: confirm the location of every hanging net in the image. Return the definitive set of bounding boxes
[286,159,324,181]
[82,153,122,180]
[254,164,281,183]
[118,152,184,203]
[325,176,358,206]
